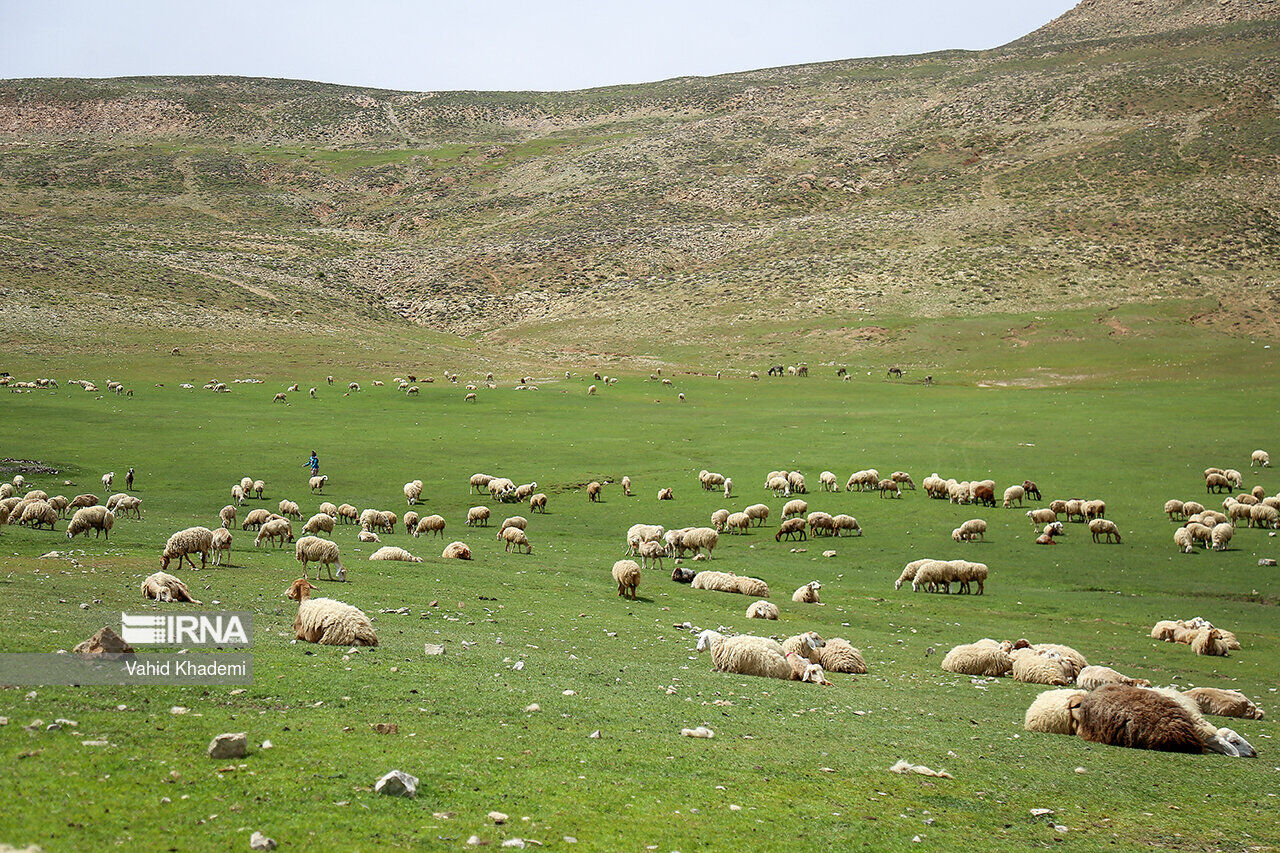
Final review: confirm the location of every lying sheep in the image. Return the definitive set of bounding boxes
[819,638,867,674]
[1024,688,1087,734]
[141,571,201,604]
[295,536,344,581]
[1070,685,1249,756]
[657,487,673,501]
[612,560,640,599]
[286,578,374,646]
[671,566,696,584]
[1011,647,1075,686]
[745,600,778,619]
[696,630,790,680]
[441,541,472,559]
[1077,665,1150,691]
[370,546,422,562]
[781,631,825,664]
[1183,687,1265,720]
[691,570,769,597]
[792,581,822,604]
[941,640,1013,677]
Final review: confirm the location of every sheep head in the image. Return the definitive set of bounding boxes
[286,578,316,601]
[695,629,722,653]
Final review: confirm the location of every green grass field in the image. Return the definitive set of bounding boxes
[0,342,1277,852]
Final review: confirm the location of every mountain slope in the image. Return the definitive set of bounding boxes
[1019,0,1280,44]
[0,3,1278,359]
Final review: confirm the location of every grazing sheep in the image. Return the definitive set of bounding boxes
[1173,526,1195,553]
[792,581,822,603]
[47,494,70,518]
[441,541,472,559]
[1026,508,1057,528]
[404,479,424,505]
[66,506,114,539]
[309,475,328,494]
[587,481,602,502]
[1002,485,1025,508]
[466,506,491,526]
[691,570,769,597]
[69,493,99,511]
[776,518,807,541]
[819,638,867,674]
[513,482,537,502]
[530,493,547,513]
[499,516,528,534]
[240,477,254,496]
[657,487,673,501]
[161,527,215,571]
[1206,473,1231,494]
[0,483,12,499]
[723,478,732,499]
[500,526,532,554]
[819,471,838,492]
[488,478,517,501]
[787,471,807,494]
[891,471,916,490]
[316,502,337,518]
[711,508,730,531]
[278,499,302,520]
[1251,450,1270,468]
[303,513,335,536]
[878,480,901,499]
[831,514,861,536]
[621,476,632,496]
[1164,499,1185,521]
[1183,688,1265,720]
[941,640,1013,677]
[894,559,930,590]
[636,539,665,569]
[242,508,272,530]
[18,500,58,530]
[745,600,779,620]
[953,518,987,542]
[1186,521,1214,547]
[370,546,422,562]
[680,527,720,558]
[1250,504,1279,529]
[1021,480,1041,501]
[1070,685,1216,754]
[286,578,375,645]
[782,499,808,519]
[744,503,770,526]
[696,630,791,680]
[295,536,345,581]
[415,515,447,538]
[1088,518,1122,543]
[403,511,419,534]
[360,509,394,533]
[469,473,494,494]
[337,504,358,524]
[781,632,826,664]
[625,523,665,555]
[141,571,201,604]
[1210,522,1234,551]
[210,528,232,566]
[255,517,294,548]
[1024,688,1087,734]
[725,511,751,534]
[612,560,641,599]
[218,505,237,529]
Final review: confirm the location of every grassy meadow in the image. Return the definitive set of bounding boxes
[0,329,1278,852]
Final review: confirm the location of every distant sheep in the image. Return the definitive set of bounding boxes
[782,499,807,519]
[255,517,294,548]
[941,640,1013,677]
[621,476,631,496]
[1088,518,1122,543]
[612,560,641,599]
[242,508,272,530]
[303,513,335,536]
[1002,485,1025,508]
[211,528,232,566]
[530,493,547,513]
[66,506,114,539]
[691,570,769,597]
[1183,687,1264,720]
[819,638,867,674]
[403,479,424,505]
[775,518,807,541]
[657,487,673,501]
[636,539,665,569]
[466,506,491,526]
[1251,449,1270,468]
[587,481,602,502]
[309,475,328,494]
[441,541,472,559]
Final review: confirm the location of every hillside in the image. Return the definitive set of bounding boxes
[1,0,1278,364]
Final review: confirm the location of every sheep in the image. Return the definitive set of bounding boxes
[240,477,254,496]
[529,493,547,513]
[636,539,664,569]
[309,475,328,494]
[24,489,48,502]
[782,499,807,519]
[1183,688,1265,720]
[19,500,57,530]
[466,506,491,526]
[1191,627,1230,656]
[404,479,424,505]
[500,526,532,554]
[1224,468,1244,489]
[671,567,697,584]
[831,514,861,536]
[612,560,641,599]
[1076,665,1150,691]
[303,513,335,536]
[766,475,790,495]
[699,470,726,491]
[1027,508,1057,528]
[469,473,494,493]
[1186,521,1213,546]
[878,480,901,499]
[625,523,665,555]
[1206,473,1231,493]
[1088,518,1122,543]
[787,471,807,494]
[819,471,838,492]
[894,559,929,590]
[1253,485,1267,499]
[972,482,996,507]
[210,528,232,566]
[286,578,375,645]
[695,630,791,680]
[1022,480,1041,500]
[891,471,915,490]
[0,483,11,499]
[781,631,826,664]
[792,581,822,604]
[415,515,447,538]
[332,504,356,525]
[141,571,202,604]
[69,493,99,511]
[657,487,673,501]
[1063,499,1085,522]
[442,541,472,559]
[66,506,114,539]
[278,500,302,520]
[744,503,770,526]
[1182,501,1205,516]
[295,536,345,581]
[160,527,214,571]
[255,517,294,548]
[403,511,420,534]
[819,638,867,674]
[48,494,70,518]
[1002,485,1025,508]
[1210,522,1234,551]
[1252,449,1270,468]
[1173,526,1195,553]
[310,387,317,397]
[955,518,987,542]
[775,518,807,541]
[241,508,271,530]
[911,560,955,593]
[845,470,880,492]
[725,511,751,534]
[318,502,338,518]
[691,570,769,597]
[1069,685,1243,755]
[941,640,1013,677]
[1164,499,1188,521]
[711,508,730,531]
[1249,504,1279,529]
[723,478,733,499]
[513,482,537,502]
[951,559,988,594]
[488,477,517,501]
[587,481,602,502]
[360,509,394,533]
[745,600,779,620]
[621,476,632,496]
[370,546,422,562]
[102,471,114,491]
[680,527,720,558]
[1024,688,1087,734]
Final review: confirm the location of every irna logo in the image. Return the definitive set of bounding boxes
[121,612,252,647]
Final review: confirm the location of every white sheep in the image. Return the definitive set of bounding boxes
[357,530,380,543]
[625,523,664,555]
[782,499,808,519]
[161,527,214,571]
[530,493,547,513]
[744,503,770,526]
[831,514,861,536]
[295,536,345,581]
[466,506,491,526]
[819,471,838,492]
[101,471,114,491]
[792,580,822,603]
[695,630,791,680]
[370,546,422,562]
[141,571,201,604]
[309,475,328,494]
[711,509,730,531]
[404,479,424,505]
[636,539,664,568]
[255,517,294,548]
[211,528,232,566]
[500,526,532,554]
[1002,484,1025,508]
[1251,449,1270,468]
[303,513,335,536]
[469,473,494,494]
[819,638,868,674]
[745,600,779,620]
[66,506,114,539]
[611,560,640,599]
[415,515,447,538]
[1210,522,1234,551]
[286,578,374,645]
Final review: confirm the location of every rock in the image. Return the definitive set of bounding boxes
[72,626,133,655]
[524,704,540,712]
[823,550,837,558]
[424,644,445,655]
[488,811,509,824]
[208,732,248,760]
[466,836,483,846]
[588,730,602,739]
[501,840,526,849]
[374,769,418,798]
[249,830,278,850]
[1030,808,1055,817]
[1259,559,1277,567]
[681,726,714,738]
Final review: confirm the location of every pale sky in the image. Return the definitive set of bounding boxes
[0,1,1077,92]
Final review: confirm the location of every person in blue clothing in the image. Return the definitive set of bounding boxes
[305,451,319,476]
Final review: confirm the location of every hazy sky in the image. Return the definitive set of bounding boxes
[0,1,1077,92]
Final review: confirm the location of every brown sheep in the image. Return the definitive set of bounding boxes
[1183,687,1265,720]
[1069,685,1205,754]
[587,481,602,502]
[775,518,807,541]
[1022,480,1041,501]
